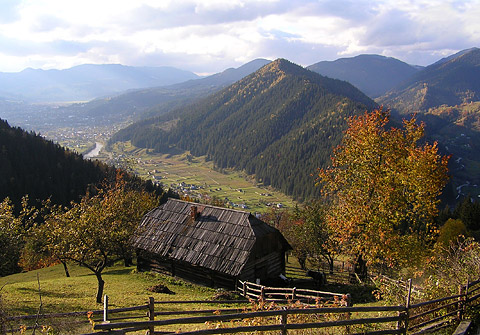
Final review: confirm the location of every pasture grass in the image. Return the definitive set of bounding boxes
[0,263,219,316]
[0,262,223,333]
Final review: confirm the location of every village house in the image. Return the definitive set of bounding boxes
[132,198,291,289]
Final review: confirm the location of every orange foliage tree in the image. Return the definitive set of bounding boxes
[317,108,450,271]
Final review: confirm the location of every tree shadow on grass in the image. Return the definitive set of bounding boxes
[103,268,133,276]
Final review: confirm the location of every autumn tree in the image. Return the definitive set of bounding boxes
[20,200,73,276]
[0,198,23,276]
[47,174,159,303]
[435,218,467,249]
[264,203,337,272]
[0,196,37,276]
[427,236,480,296]
[317,108,450,272]
[279,203,338,272]
[293,202,338,273]
[272,208,309,270]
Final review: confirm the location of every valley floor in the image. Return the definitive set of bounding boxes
[97,141,296,213]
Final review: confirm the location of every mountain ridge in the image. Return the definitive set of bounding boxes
[307,54,421,98]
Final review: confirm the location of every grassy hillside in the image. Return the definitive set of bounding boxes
[0,263,218,333]
[0,258,318,334]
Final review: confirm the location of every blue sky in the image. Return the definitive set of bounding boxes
[0,0,479,74]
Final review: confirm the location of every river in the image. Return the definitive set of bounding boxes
[84,142,104,159]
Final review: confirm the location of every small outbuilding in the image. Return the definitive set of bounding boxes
[132,198,291,289]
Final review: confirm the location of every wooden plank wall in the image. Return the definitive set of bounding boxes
[240,251,285,283]
[137,250,237,289]
[138,249,286,289]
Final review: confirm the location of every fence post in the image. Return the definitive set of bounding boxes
[243,281,247,298]
[464,281,470,316]
[147,297,155,335]
[345,293,352,307]
[103,295,109,323]
[281,307,288,335]
[400,278,412,335]
[458,284,464,321]
[292,287,296,301]
[260,285,265,300]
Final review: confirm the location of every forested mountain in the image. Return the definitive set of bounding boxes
[0,64,199,103]
[0,118,162,210]
[415,102,480,201]
[111,59,377,200]
[378,48,480,113]
[307,54,421,98]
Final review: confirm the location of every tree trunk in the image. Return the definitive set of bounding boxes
[354,254,367,281]
[297,251,307,270]
[95,272,105,304]
[328,257,334,274]
[61,260,70,277]
[123,254,133,267]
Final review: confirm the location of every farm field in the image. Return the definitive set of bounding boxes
[99,141,297,213]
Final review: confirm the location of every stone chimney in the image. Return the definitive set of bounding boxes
[190,206,198,220]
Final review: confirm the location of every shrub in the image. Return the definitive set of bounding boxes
[426,236,480,297]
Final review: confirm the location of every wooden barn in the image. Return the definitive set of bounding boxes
[132,198,291,289]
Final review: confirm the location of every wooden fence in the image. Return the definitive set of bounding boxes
[237,280,351,306]
[93,304,406,335]
[87,279,480,334]
[406,278,480,334]
[5,279,480,335]
[287,263,358,285]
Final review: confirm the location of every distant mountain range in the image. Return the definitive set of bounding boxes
[110,48,480,203]
[0,59,271,130]
[308,54,421,98]
[0,64,200,102]
[78,58,272,122]
[378,48,480,113]
[111,59,377,200]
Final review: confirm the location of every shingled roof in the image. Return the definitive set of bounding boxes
[132,198,289,277]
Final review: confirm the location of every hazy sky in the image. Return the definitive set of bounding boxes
[0,0,479,74]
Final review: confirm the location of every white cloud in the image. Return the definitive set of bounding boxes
[0,0,478,72]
